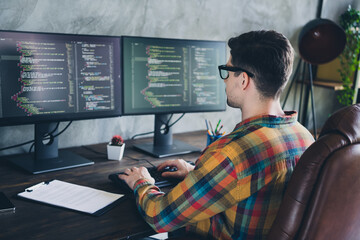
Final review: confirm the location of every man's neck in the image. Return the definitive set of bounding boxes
[241,98,284,121]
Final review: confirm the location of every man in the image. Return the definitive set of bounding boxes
[119,30,314,239]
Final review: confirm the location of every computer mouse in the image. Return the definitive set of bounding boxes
[162,166,178,172]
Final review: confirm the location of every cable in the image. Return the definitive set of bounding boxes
[81,145,156,167]
[125,156,156,168]
[53,121,72,138]
[130,113,185,140]
[159,113,173,126]
[158,114,173,134]
[45,122,60,138]
[28,121,73,153]
[0,139,35,152]
[131,129,155,140]
[81,145,106,156]
[168,113,185,127]
[0,122,60,152]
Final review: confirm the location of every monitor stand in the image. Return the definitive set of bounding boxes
[133,114,201,158]
[8,122,94,174]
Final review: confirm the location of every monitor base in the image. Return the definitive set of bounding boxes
[8,150,94,174]
[134,139,201,158]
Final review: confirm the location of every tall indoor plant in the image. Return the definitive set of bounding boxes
[337,5,360,106]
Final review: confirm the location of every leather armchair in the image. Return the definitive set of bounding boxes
[268,104,360,240]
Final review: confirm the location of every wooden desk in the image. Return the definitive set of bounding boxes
[0,131,205,240]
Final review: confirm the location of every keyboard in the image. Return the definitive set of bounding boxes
[108,162,195,193]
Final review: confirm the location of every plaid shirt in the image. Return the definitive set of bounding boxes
[134,111,314,239]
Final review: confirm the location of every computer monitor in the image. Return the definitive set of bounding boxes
[0,30,121,174]
[122,36,226,157]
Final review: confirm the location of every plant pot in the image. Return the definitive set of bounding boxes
[107,143,125,160]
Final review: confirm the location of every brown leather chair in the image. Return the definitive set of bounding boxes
[268,103,360,240]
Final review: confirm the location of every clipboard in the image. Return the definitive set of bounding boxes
[17,180,124,216]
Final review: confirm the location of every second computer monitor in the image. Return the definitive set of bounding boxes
[122,36,226,115]
[122,36,226,157]
[122,37,226,115]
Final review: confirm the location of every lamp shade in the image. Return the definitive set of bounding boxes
[298,18,346,65]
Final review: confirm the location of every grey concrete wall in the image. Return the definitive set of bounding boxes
[0,0,357,156]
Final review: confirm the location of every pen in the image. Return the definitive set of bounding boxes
[217,125,223,135]
[214,119,221,134]
[209,121,215,135]
[25,181,50,192]
[205,119,210,132]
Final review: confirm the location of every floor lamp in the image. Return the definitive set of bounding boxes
[282,18,346,139]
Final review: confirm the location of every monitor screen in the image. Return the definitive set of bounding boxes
[121,36,226,157]
[0,30,122,173]
[0,30,121,126]
[122,36,226,115]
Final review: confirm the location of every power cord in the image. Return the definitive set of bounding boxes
[81,145,106,156]
[80,146,156,168]
[130,113,185,139]
[0,121,73,153]
[0,139,34,152]
[28,121,72,153]
[124,156,156,168]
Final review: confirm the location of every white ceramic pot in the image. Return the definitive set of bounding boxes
[107,143,125,160]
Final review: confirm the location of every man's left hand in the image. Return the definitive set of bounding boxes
[118,167,155,191]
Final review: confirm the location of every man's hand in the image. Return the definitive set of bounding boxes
[118,167,155,191]
[157,159,195,180]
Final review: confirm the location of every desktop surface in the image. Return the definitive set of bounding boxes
[0,131,205,240]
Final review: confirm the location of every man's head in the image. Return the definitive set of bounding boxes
[227,30,294,100]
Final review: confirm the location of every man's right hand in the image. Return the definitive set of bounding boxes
[157,159,195,180]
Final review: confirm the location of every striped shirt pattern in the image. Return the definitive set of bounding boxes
[134,111,314,239]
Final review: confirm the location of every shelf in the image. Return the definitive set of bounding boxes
[313,80,344,90]
[297,79,345,91]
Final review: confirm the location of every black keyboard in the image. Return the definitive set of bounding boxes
[146,166,178,185]
[108,162,195,193]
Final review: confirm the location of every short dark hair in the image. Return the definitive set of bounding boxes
[228,30,294,99]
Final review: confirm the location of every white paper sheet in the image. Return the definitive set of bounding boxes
[18,180,124,214]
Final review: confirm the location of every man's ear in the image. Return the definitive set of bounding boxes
[241,72,250,90]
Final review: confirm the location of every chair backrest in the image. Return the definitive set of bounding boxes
[268,104,360,240]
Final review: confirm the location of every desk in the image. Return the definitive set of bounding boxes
[0,131,205,240]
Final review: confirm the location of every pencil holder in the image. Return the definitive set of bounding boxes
[206,132,222,146]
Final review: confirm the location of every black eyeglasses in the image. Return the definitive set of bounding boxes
[218,65,254,79]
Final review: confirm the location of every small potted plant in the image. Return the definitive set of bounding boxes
[107,135,125,160]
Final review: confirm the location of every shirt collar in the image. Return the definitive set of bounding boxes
[234,111,298,130]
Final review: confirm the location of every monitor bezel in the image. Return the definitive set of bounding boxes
[0,30,122,127]
[120,35,227,116]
